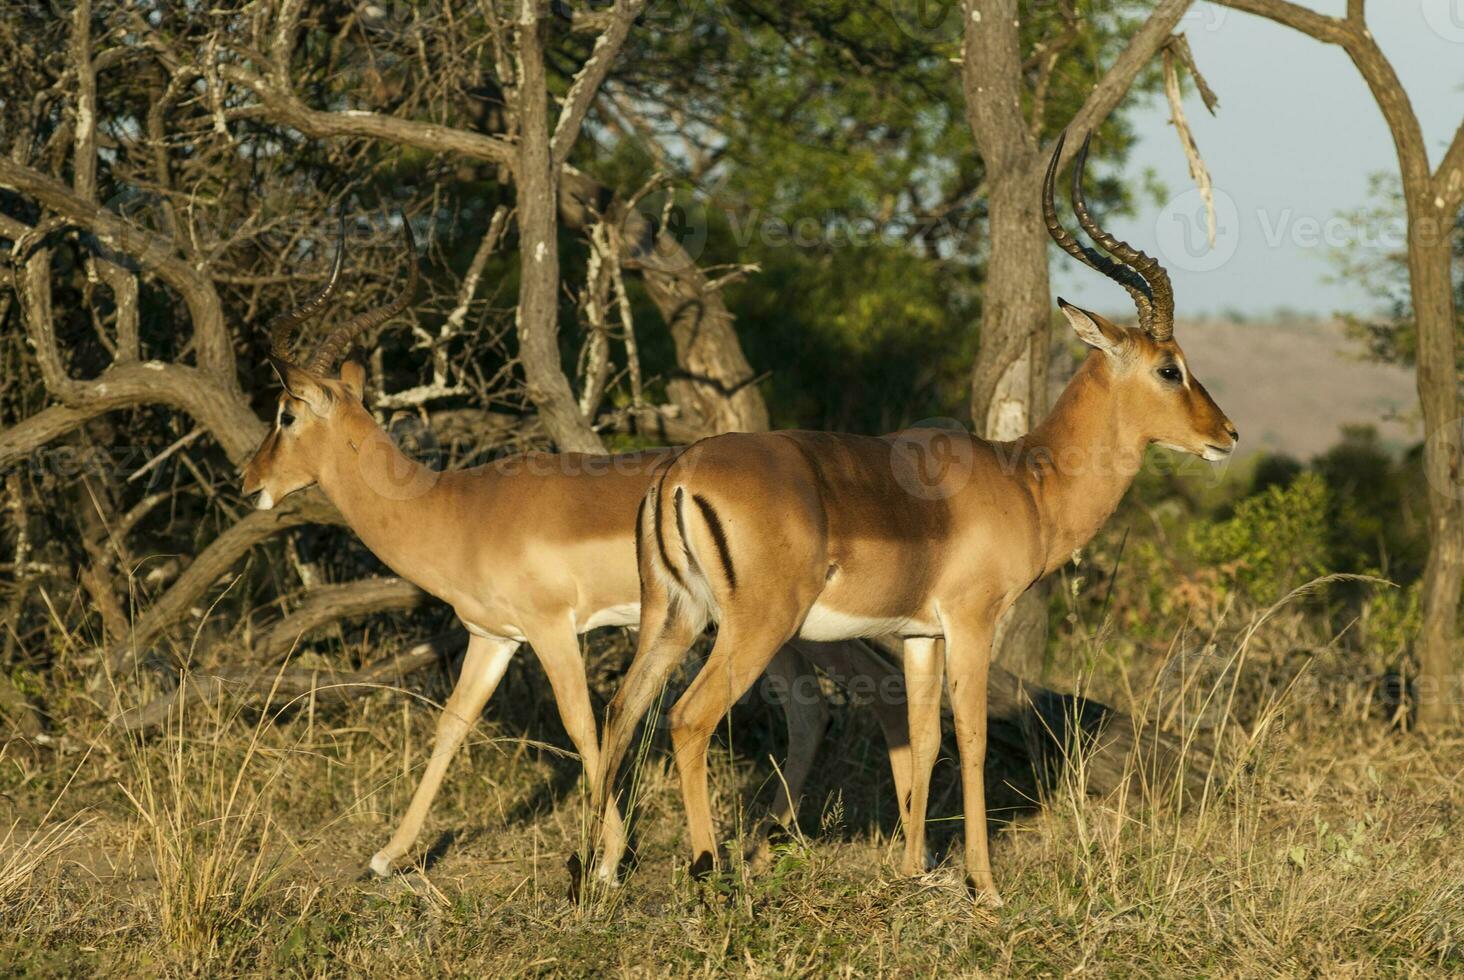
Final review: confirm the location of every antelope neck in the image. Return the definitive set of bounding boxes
[1017,353,1148,574]
[313,409,477,595]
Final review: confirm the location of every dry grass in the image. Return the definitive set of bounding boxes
[2,599,1461,977]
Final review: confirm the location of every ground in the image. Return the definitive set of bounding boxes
[2,626,1461,977]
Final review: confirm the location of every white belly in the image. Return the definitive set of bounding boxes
[464,620,527,643]
[581,603,641,632]
[798,603,937,642]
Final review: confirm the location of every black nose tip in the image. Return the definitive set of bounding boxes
[1225,423,1239,443]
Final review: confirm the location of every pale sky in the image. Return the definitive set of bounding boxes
[1057,0,1464,319]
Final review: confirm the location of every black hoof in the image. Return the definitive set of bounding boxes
[566,852,585,903]
[964,874,1005,907]
[764,823,793,848]
[690,851,715,880]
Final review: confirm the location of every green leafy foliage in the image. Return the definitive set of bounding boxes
[1311,426,1430,582]
[1186,471,1330,605]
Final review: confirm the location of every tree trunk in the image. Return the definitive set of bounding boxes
[962,0,1052,680]
[971,167,1055,680]
[969,173,1053,441]
[1406,213,1463,727]
[511,7,604,455]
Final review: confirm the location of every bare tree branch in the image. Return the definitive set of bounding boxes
[102,491,342,683]
[0,361,264,469]
[1059,0,1197,163]
[1212,0,1348,42]
[71,0,97,201]
[559,169,769,434]
[1435,121,1464,212]
[113,626,465,732]
[1163,36,1218,245]
[550,0,647,170]
[222,66,518,171]
[0,159,234,380]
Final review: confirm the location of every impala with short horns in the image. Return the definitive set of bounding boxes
[243,213,419,510]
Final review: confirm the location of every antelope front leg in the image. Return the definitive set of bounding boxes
[943,617,1001,905]
[371,633,519,876]
[900,637,945,876]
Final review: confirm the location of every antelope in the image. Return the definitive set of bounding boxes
[592,133,1238,903]
[240,214,910,883]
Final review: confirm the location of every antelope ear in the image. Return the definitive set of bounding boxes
[268,357,334,417]
[1057,298,1126,355]
[338,353,367,402]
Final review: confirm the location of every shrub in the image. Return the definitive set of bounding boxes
[1186,471,1331,606]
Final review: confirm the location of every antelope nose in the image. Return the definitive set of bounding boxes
[1225,423,1239,444]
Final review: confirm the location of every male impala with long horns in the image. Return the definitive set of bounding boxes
[240,213,908,885]
[593,134,1238,903]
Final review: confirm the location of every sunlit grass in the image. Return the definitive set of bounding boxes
[2,587,1461,975]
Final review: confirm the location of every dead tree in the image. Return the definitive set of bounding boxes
[1210,0,1463,727]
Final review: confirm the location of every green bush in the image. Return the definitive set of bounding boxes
[1186,471,1331,605]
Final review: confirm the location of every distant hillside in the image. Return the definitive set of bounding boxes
[1172,318,1419,461]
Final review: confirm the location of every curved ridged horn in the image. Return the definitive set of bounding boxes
[1042,131,1157,332]
[267,213,347,362]
[1068,133,1175,340]
[306,214,418,374]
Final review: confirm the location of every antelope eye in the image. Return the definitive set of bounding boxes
[1157,365,1183,384]
[280,410,297,428]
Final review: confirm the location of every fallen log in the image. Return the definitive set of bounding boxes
[111,627,466,731]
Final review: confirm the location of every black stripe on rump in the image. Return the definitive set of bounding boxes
[652,470,685,589]
[691,493,737,591]
[673,487,702,579]
[633,497,646,569]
